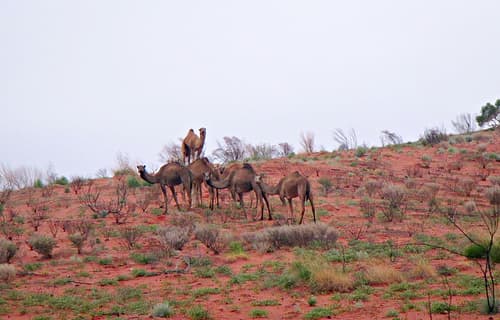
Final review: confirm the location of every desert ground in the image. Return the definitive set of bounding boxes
[0,129,499,320]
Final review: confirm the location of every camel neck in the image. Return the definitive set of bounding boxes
[139,171,157,184]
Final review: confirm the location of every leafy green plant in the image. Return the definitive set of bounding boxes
[308,295,317,306]
[304,307,333,320]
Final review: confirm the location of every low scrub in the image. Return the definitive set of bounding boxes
[156,225,191,255]
[28,234,56,258]
[243,223,338,251]
[363,262,404,285]
[0,263,16,282]
[152,301,174,318]
[194,224,229,254]
[0,239,17,263]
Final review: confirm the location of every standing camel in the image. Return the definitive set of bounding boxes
[188,157,220,209]
[181,128,206,164]
[255,171,316,224]
[204,163,272,220]
[137,163,192,214]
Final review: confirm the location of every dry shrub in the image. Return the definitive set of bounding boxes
[0,264,16,282]
[464,200,477,215]
[405,165,423,178]
[68,233,86,254]
[363,179,383,197]
[404,178,417,190]
[456,177,476,196]
[156,226,191,255]
[243,223,338,251]
[170,212,200,234]
[0,239,17,263]
[488,176,500,186]
[194,224,229,254]
[408,258,437,280]
[364,263,404,285]
[380,185,407,222]
[28,234,56,258]
[312,267,354,293]
[485,185,500,207]
[119,226,144,250]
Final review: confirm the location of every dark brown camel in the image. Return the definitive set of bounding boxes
[137,163,192,214]
[188,157,220,209]
[181,128,206,164]
[204,163,272,220]
[255,171,316,224]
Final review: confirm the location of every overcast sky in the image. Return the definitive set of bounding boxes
[1,1,499,178]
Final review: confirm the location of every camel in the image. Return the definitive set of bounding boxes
[188,157,220,209]
[204,163,272,220]
[137,163,192,214]
[255,171,316,224]
[181,128,206,164]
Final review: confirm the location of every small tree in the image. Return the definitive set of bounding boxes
[476,99,500,128]
[212,136,247,163]
[278,142,294,157]
[452,113,476,134]
[333,128,357,150]
[246,143,278,160]
[159,140,183,163]
[380,130,403,146]
[299,132,315,153]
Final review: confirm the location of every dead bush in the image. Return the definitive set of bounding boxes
[362,179,383,197]
[420,183,440,213]
[194,224,229,254]
[380,185,408,222]
[405,165,423,178]
[359,197,376,222]
[170,212,200,234]
[488,176,500,186]
[485,185,500,207]
[456,177,476,197]
[0,264,16,282]
[311,267,354,293]
[119,226,144,250]
[156,226,191,255]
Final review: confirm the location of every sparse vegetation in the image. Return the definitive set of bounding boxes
[28,234,56,258]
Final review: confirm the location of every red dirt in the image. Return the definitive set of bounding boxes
[0,130,499,319]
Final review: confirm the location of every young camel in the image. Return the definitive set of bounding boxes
[255,171,316,224]
[188,157,220,209]
[204,163,272,220]
[181,128,206,164]
[137,163,192,214]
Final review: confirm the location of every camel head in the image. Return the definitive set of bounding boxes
[137,165,146,174]
[199,127,206,136]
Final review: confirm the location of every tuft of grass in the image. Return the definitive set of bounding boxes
[192,287,220,298]
[187,305,211,320]
[251,299,280,307]
[363,263,404,285]
[152,301,174,318]
[249,308,268,318]
[304,307,333,320]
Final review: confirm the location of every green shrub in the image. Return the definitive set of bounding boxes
[464,242,500,263]
[304,307,333,320]
[54,176,69,185]
[0,239,17,263]
[34,179,44,188]
[308,295,317,306]
[68,233,86,254]
[131,268,147,277]
[28,235,56,258]
[355,146,368,157]
[249,308,268,318]
[152,301,174,318]
[431,301,454,314]
[187,305,211,320]
[130,252,158,264]
[23,262,43,272]
[127,176,142,188]
[98,257,113,265]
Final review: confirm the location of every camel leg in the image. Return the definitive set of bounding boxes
[160,184,169,214]
[298,197,306,225]
[169,185,181,211]
[207,184,214,210]
[309,193,317,223]
[287,198,295,224]
[216,189,220,208]
[238,193,247,220]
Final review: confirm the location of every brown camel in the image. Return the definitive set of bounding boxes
[255,171,316,224]
[181,128,206,164]
[188,157,220,209]
[204,163,272,220]
[137,163,192,214]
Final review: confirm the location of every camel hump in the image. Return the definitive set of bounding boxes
[189,128,194,133]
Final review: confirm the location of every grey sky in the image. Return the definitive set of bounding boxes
[1,1,500,178]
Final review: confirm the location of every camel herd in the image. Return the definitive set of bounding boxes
[137,128,317,224]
